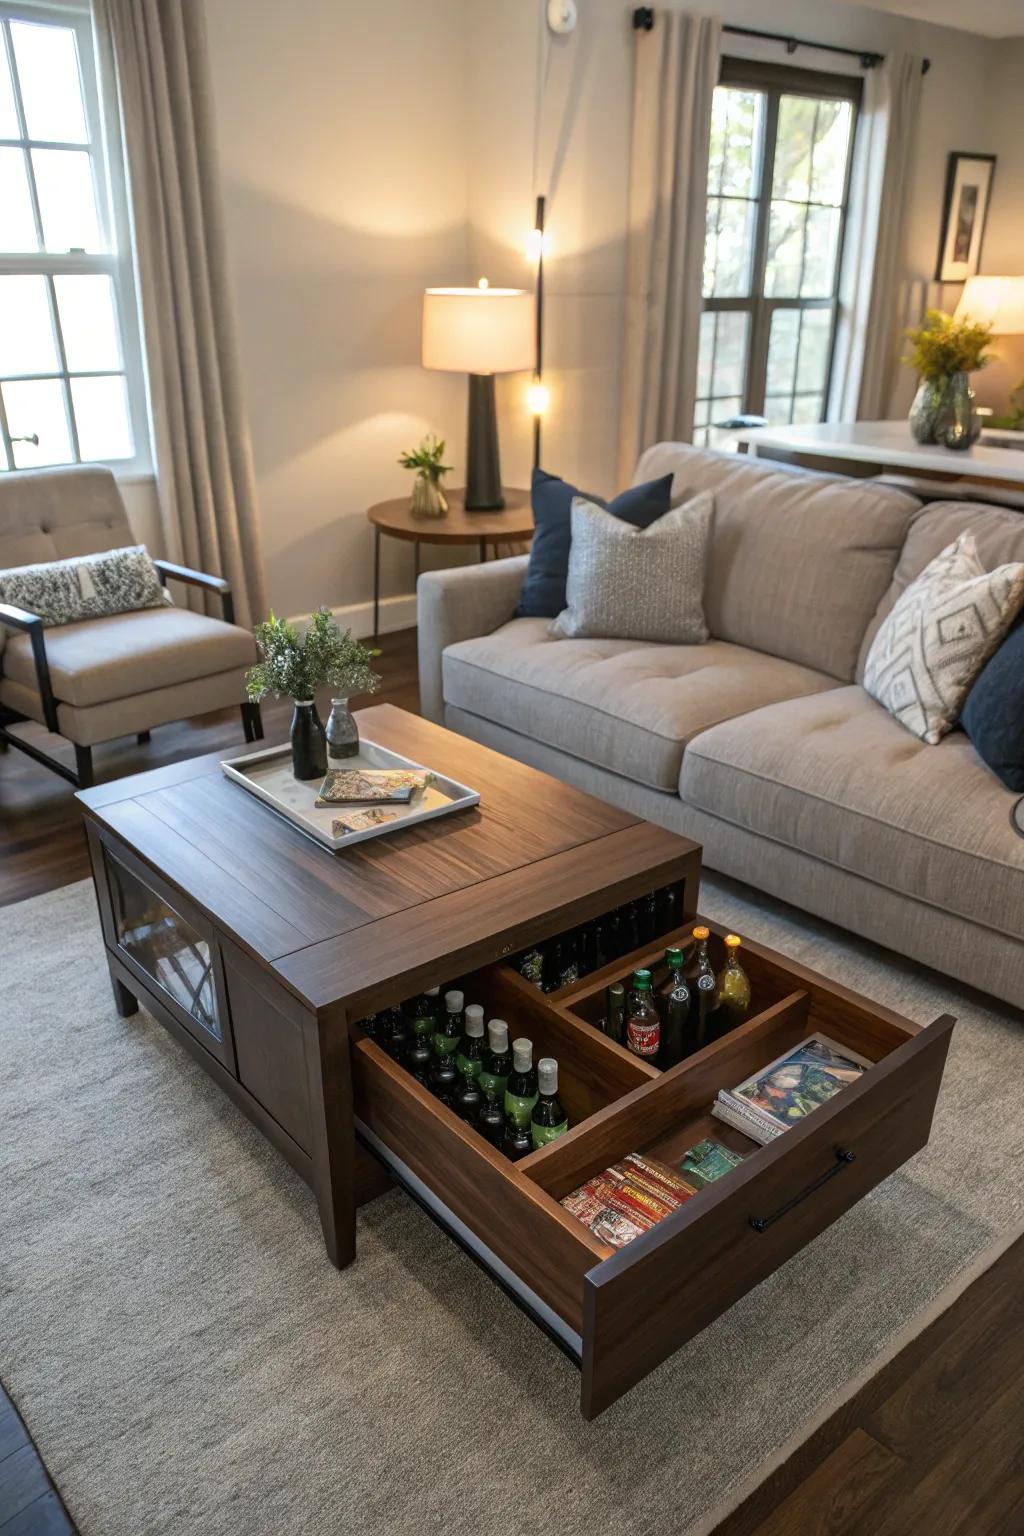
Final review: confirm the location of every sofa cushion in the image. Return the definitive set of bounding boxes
[442,618,837,792]
[961,622,1024,791]
[2,606,257,707]
[632,442,919,682]
[858,498,1024,676]
[680,685,1024,941]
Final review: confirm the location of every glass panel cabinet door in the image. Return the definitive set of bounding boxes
[106,854,222,1043]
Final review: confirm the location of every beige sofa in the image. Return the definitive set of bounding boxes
[418,442,1024,1008]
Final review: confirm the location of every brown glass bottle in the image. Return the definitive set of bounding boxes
[690,927,718,1051]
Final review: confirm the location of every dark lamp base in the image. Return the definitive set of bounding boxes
[465,373,505,511]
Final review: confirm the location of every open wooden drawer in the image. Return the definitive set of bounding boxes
[351,917,955,1418]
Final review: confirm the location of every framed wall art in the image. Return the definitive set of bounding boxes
[936,152,996,283]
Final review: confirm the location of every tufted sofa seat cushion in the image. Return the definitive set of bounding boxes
[441,618,837,792]
[680,685,1024,940]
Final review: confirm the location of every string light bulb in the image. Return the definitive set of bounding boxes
[527,379,550,416]
[477,276,489,289]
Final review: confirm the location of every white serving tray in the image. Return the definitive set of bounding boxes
[220,737,480,852]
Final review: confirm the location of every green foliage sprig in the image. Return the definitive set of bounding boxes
[903,309,994,381]
[246,608,381,703]
[398,433,451,481]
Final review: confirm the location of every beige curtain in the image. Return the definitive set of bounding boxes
[828,53,924,423]
[92,0,268,629]
[618,11,721,485]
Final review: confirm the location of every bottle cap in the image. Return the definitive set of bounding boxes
[537,1057,558,1094]
[632,968,653,990]
[444,989,464,1012]
[464,1003,485,1036]
[487,1018,509,1051]
[512,1037,533,1071]
[724,934,742,949]
[665,946,685,966]
[608,981,625,999]
[692,925,710,941]
[426,985,440,996]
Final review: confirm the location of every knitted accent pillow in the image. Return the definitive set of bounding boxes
[550,491,714,644]
[0,545,169,630]
[863,531,1024,744]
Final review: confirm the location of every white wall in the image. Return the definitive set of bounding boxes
[202,0,474,629]
[468,0,1017,497]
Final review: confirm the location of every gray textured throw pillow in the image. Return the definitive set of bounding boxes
[0,545,169,630]
[550,491,713,644]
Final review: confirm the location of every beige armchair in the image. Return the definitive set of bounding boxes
[0,465,261,788]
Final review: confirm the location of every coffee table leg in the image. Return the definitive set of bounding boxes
[479,539,486,563]
[303,1009,357,1269]
[373,526,381,641]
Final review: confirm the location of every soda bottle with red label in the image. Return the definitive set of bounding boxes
[625,969,661,1062]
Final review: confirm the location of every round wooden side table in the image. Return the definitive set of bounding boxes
[367,487,532,639]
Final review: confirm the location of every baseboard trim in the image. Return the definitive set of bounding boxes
[286,593,417,640]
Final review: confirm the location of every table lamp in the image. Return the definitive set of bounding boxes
[956,276,1024,427]
[422,281,535,510]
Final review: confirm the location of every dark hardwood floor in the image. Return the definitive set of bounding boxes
[2,621,1020,1533]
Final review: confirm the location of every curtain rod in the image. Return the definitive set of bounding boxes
[631,9,932,75]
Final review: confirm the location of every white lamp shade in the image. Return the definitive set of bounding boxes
[955,275,1024,335]
[422,287,535,375]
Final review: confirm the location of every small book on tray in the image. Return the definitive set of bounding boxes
[315,768,430,807]
[712,1033,871,1145]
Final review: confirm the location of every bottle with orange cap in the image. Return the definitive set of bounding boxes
[689,925,719,1050]
[717,934,751,1023]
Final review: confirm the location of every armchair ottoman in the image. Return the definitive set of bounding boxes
[0,465,261,788]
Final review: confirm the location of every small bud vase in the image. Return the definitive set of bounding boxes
[325,697,359,760]
[410,473,448,518]
[290,699,328,780]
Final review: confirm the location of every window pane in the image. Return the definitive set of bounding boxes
[709,87,763,199]
[796,309,833,394]
[766,309,800,397]
[704,196,757,297]
[3,378,72,467]
[765,201,806,297]
[71,374,133,461]
[10,21,88,144]
[0,275,58,375]
[32,148,102,252]
[696,310,751,409]
[0,147,39,252]
[802,204,842,296]
[792,393,823,424]
[772,96,818,202]
[55,274,122,371]
[0,34,19,137]
[763,393,794,426]
[810,100,853,205]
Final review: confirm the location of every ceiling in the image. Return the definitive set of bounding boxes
[838,0,1024,37]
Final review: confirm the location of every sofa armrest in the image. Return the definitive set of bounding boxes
[416,555,528,723]
[0,601,59,732]
[152,558,235,624]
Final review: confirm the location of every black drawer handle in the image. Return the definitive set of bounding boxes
[749,1148,856,1233]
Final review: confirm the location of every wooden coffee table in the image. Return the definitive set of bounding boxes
[78,704,953,1417]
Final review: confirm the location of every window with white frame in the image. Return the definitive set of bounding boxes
[0,2,148,473]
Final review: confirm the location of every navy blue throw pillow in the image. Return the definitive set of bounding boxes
[961,623,1024,791]
[516,468,675,618]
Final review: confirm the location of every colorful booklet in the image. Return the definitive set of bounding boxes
[561,1152,699,1249]
[315,768,430,806]
[712,1033,871,1145]
[679,1138,744,1188]
[332,806,401,835]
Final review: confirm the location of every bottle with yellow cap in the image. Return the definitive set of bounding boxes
[718,934,751,1023]
[689,926,718,1050]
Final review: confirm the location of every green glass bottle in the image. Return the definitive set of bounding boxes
[530,1057,569,1148]
[477,1087,506,1149]
[477,1018,512,1098]
[658,946,691,1069]
[455,1003,486,1080]
[406,984,441,1040]
[429,988,463,1104]
[503,1037,538,1132]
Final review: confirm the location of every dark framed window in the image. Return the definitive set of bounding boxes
[695,58,862,449]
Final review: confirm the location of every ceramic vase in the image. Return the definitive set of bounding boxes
[410,474,448,518]
[290,699,327,780]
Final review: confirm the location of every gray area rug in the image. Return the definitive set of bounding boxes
[2,875,1022,1536]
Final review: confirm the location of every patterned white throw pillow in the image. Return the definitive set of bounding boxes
[863,531,1024,744]
[0,545,169,629]
[550,491,713,644]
